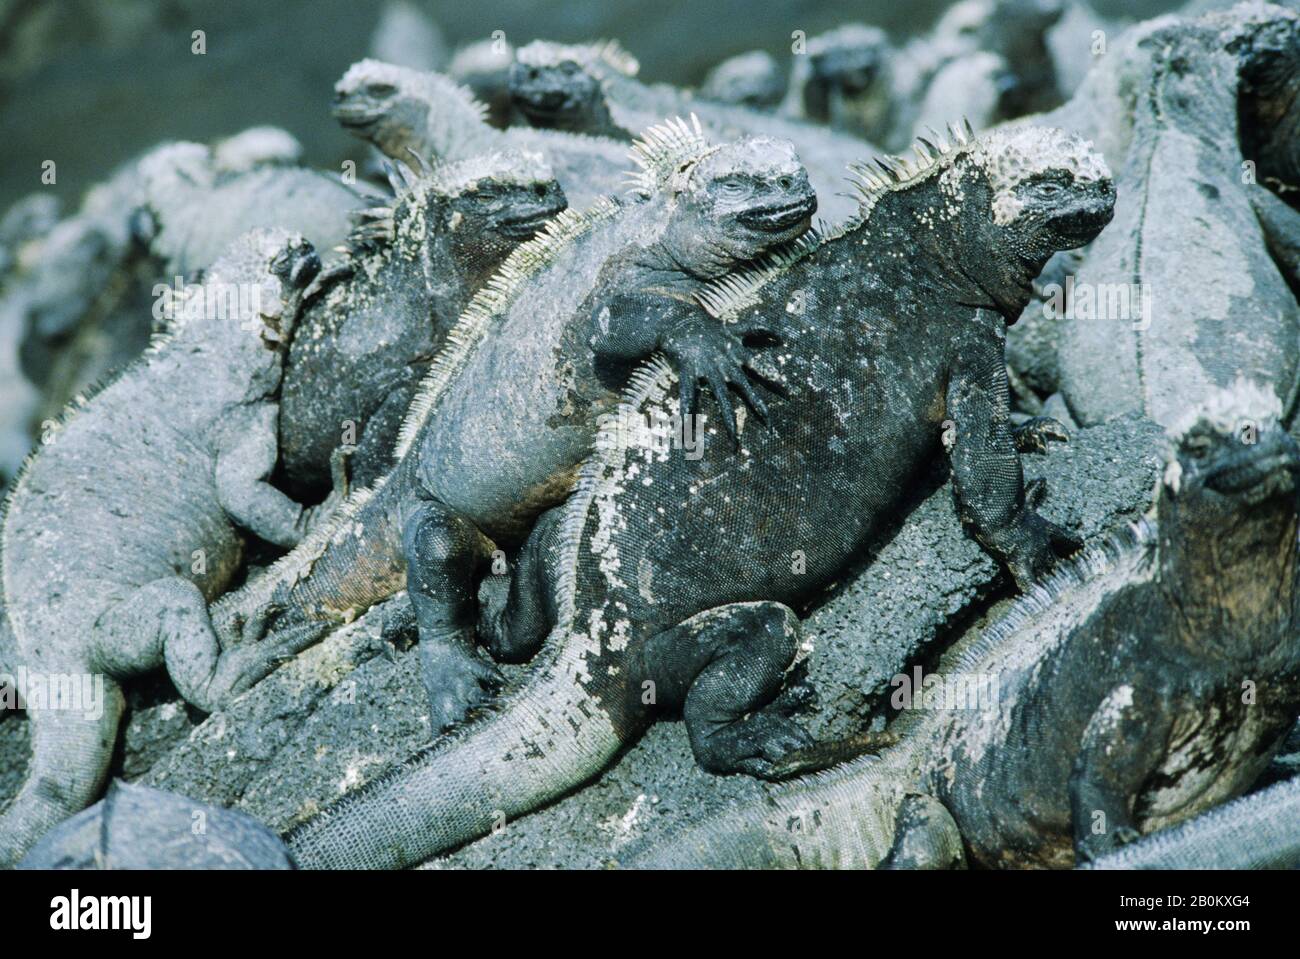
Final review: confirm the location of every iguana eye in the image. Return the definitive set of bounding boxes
[716,177,750,199]
[1033,182,1063,197]
[363,83,397,98]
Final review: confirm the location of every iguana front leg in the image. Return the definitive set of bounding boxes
[590,290,781,441]
[945,316,1080,589]
[212,403,321,549]
[1070,685,1173,864]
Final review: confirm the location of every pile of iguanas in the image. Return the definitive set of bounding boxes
[1,0,1299,871]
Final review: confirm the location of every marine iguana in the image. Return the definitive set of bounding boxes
[506,38,881,224]
[209,119,817,733]
[626,384,1300,869]
[779,24,896,144]
[1082,774,1300,869]
[278,148,567,493]
[699,51,787,112]
[331,59,632,211]
[1056,12,1300,431]
[281,122,1114,869]
[0,229,327,866]
[16,780,294,870]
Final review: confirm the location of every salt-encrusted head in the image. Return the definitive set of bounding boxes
[333,59,487,159]
[635,118,817,277]
[508,40,637,133]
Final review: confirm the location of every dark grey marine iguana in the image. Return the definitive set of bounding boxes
[627,384,1300,869]
[281,122,1114,870]
[208,120,818,733]
[278,148,567,493]
[331,59,632,211]
[0,229,327,866]
[506,39,882,225]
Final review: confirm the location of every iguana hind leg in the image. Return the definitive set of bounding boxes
[478,507,564,664]
[638,601,814,779]
[402,498,503,731]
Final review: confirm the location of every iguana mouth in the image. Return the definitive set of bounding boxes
[738,195,818,232]
[332,103,381,130]
[1206,451,1299,504]
[497,207,563,240]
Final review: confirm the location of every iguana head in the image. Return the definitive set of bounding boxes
[333,60,487,160]
[699,51,786,111]
[508,40,637,133]
[634,120,816,279]
[428,149,567,263]
[881,123,1113,320]
[1228,4,1300,190]
[806,24,890,97]
[1157,379,1299,659]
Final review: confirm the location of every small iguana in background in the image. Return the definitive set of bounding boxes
[1056,8,1300,433]
[208,120,817,733]
[331,59,632,211]
[16,780,295,870]
[699,50,787,113]
[282,122,1115,870]
[625,385,1300,869]
[506,38,879,224]
[778,24,895,144]
[0,229,328,866]
[278,148,567,494]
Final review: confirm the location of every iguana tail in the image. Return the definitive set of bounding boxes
[622,756,906,869]
[285,626,636,869]
[1081,774,1300,870]
[0,678,125,867]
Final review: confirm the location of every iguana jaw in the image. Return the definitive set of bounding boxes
[508,59,603,130]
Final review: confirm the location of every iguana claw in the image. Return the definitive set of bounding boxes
[1013,416,1070,454]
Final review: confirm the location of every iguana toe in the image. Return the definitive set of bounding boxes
[422,644,504,733]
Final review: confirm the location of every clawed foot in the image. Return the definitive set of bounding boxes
[1013,416,1069,455]
[697,711,816,780]
[1005,509,1083,591]
[420,642,504,733]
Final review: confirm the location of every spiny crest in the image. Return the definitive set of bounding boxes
[514,38,640,78]
[929,519,1156,705]
[694,229,825,319]
[1165,376,1283,441]
[392,196,622,459]
[846,119,976,209]
[210,479,385,622]
[625,114,719,196]
[427,148,555,197]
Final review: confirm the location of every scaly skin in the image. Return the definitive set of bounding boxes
[1057,11,1300,431]
[0,229,325,866]
[1081,774,1300,870]
[282,122,1113,870]
[629,388,1300,869]
[507,39,883,225]
[279,149,567,494]
[332,59,632,211]
[211,121,817,734]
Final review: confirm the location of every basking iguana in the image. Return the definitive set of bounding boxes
[506,39,881,224]
[1056,10,1300,431]
[331,59,632,211]
[209,120,818,733]
[626,384,1300,869]
[16,780,294,870]
[0,229,327,866]
[281,122,1114,869]
[779,24,895,144]
[278,148,567,493]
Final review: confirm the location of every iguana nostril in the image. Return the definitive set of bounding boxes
[779,176,793,190]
